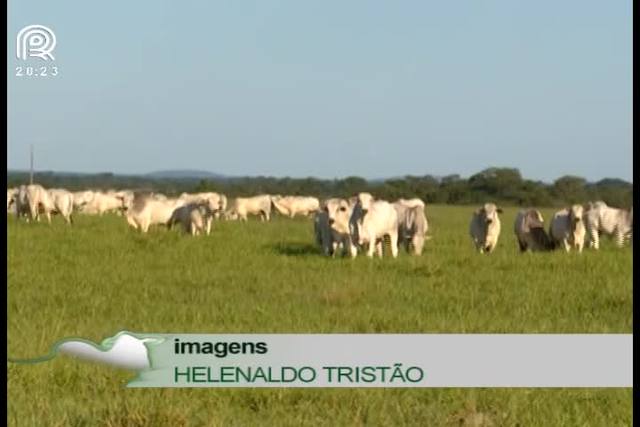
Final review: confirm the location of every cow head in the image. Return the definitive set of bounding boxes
[568,204,584,230]
[223,209,238,221]
[358,193,374,210]
[478,203,502,226]
[523,209,544,232]
[326,198,352,235]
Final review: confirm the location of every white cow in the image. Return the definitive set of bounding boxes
[227,195,272,221]
[7,188,18,212]
[14,185,31,220]
[25,184,54,223]
[469,203,503,254]
[584,201,633,249]
[549,205,586,253]
[114,190,135,213]
[272,196,320,218]
[168,202,214,236]
[350,199,399,258]
[126,194,186,233]
[83,191,125,215]
[394,202,429,255]
[514,209,553,252]
[72,191,95,212]
[48,188,75,224]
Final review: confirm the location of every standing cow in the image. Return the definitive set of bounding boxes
[72,190,95,212]
[168,202,214,236]
[25,184,54,223]
[226,195,272,221]
[126,193,186,233]
[272,196,320,218]
[324,198,359,258]
[48,188,75,224]
[7,188,17,211]
[584,201,632,249]
[514,209,553,252]
[469,203,503,254]
[394,201,429,255]
[350,199,399,258]
[549,205,586,253]
[13,185,31,220]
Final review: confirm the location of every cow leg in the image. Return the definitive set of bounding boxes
[518,239,527,253]
[331,241,339,258]
[590,230,600,250]
[615,229,625,248]
[375,240,383,258]
[562,239,570,252]
[389,231,399,258]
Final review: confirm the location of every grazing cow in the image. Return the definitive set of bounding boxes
[549,205,586,253]
[227,195,272,221]
[126,193,186,233]
[179,192,224,230]
[514,209,553,252]
[114,190,135,213]
[168,202,214,236]
[72,191,95,212]
[272,196,320,218]
[469,203,503,254]
[48,188,75,224]
[25,184,54,223]
[394,202,429,255]
[350,199,399,258]
[584,201,633,249]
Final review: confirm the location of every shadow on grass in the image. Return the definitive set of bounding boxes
[270,242,322,257]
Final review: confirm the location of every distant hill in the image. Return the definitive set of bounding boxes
[144,170,228,180]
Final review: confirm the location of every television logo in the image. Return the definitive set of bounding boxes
[16,25,56,61]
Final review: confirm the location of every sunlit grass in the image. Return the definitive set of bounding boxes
[7,205,632,425]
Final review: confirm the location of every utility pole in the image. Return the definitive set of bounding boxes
[29,144,34,184]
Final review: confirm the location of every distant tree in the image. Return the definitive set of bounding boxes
[552,176,587,204]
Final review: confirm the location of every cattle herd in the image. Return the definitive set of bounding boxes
[6,184,633,258]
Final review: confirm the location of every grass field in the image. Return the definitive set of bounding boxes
[7,205,632,426]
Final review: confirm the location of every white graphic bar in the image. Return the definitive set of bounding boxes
[123,333,632,388]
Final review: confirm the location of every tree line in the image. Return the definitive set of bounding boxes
[7,167,633,208]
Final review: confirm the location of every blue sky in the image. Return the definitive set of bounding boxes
[7,1,632,182]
